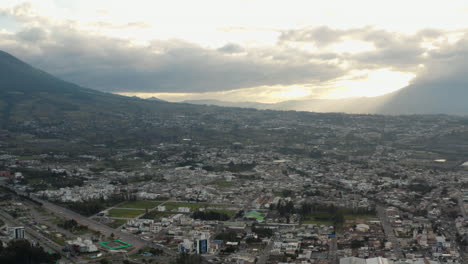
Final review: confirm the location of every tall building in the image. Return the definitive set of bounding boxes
[196,239,208,254]
[9,226,25,240]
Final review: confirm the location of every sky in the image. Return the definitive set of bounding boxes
[0,0,467,103]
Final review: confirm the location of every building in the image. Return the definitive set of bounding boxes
[9,226,25,240]
[196,239,208,254]
[65,238,98,254]
[0,171,11,177]
[178,207,190,213]
[340,257,393,264]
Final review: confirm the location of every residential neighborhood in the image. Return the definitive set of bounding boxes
[0,112,467,263]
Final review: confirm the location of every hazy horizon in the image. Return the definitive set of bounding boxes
[1,1,467,106]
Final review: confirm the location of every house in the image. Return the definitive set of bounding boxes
[178,207,190,213]
[340,257,393,264]
[0,171,11,177]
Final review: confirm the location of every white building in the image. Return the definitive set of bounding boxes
[340,257,393,264]
[9,226,25,240]
[65,237,98,253]
[178,207,190,213]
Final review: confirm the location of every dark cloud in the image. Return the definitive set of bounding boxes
[0,18,345,93]
[1,26,346,92]
[0,4,467,95]
[217,43,244,54]
[411,35,468,86]
[16,27,47,42]
[279,26,455,72]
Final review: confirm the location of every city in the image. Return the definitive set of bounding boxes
[0,111,467,264]
[1,1,468,263]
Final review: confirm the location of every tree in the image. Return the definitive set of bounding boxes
[0,240,60,264]
[192,211,229,221]
[351,240,365,249]
[176,253,202,264]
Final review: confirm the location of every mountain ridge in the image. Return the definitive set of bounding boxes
[1,49,467,118]
[0,50,210,132]
[184,83,468,115]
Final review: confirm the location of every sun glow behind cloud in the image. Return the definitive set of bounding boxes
[117,85,314,104]
[1,0,467,103]
[117,69,415,103]
[330,40,375,54]
[326,69,417,99]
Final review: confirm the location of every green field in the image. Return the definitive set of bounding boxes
[108,208,145,218]
[117,200,162,209]
[210,179,234,188]
[107,219,127,228]
[301,212,335,226]
[140,211,176,220]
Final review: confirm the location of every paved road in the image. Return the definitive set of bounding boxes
[27,201,76,238]
[441,219,467,264]
[1,184,177,257]
[257,235,275,264]
[0,210,78,263]
[458,196,467,219]
[328,236,338,264]
[376,205,403,260]
[36,197,177,256]
[38,198,146,248]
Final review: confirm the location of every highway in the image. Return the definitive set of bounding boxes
[0,210,78,263]
[1,183,176,257]
[33,197,146,249]
[34,196,177,257]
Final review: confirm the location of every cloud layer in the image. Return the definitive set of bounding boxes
[0,3,467,98]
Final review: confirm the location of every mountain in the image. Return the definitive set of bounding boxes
[1,48,466,130]
[183,99,274,109]
[0,50,226,151]
[0,49,130,124]
[185,96,390,114]
[146,97,166,102]
[0,50,207,128]
[185,83,468,115]
[377,82,468,115]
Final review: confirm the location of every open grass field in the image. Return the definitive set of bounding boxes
[210,179,234,188]
[140,211,177,220]
[107,219,127,228]
[108,208,145,218]
[117,200,162,209]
